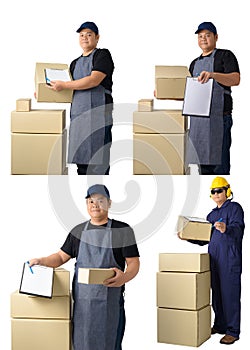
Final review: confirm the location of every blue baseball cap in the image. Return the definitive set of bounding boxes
[76,21,99,34]
[85,184,110,199]
[195,22,217,35]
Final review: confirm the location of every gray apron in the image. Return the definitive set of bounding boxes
[187,49,224,165]
[72,219,122,350]
[68,49,112,164]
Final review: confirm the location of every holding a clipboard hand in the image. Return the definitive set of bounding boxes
[186,22,240,175]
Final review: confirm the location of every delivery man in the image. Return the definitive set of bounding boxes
[187,22,240,175]
[29,184,140,350]
[49,22,114,175]
[179,177,244,344]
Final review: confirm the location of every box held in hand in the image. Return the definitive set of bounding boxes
[155,66,191,100]
[35,62,73,103]
[78,268,115,285]
[177,216,212,241]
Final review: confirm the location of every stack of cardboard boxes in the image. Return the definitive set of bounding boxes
[133,66,190,174]
[11,62,72,175]
[157,253,211,347]
[11,268,71,350]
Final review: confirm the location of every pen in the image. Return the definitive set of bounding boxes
[212,218,223,228]
[26,261,34,274]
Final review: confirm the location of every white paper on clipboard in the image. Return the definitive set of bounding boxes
[182,77,213,117]
[44,68,71,82]
[19,263,54,298]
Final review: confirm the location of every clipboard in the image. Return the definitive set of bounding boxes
[19,262,54,298]
[182,77,214,117]
[44,68,71,85]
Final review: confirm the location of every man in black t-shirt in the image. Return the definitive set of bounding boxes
[188,22,240,175]
[49,22,114,175]
[29,184,140,350]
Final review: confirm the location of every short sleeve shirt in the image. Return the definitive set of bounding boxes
[70,48,114,104]
[189,49,240,114]
[61,219,140,271]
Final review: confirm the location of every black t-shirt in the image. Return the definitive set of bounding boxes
[70,48,114,105]
[61,219,140,271]
[189,49,240,114]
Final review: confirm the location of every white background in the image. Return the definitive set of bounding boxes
[0,0,249,349]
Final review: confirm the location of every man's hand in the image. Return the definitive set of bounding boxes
[28,258,41,267]
[198,71,213,84]
[214,221,226,233]
[49,81,67,91]
[103,268,125,288]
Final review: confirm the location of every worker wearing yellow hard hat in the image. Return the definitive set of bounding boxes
[180,177,245,345]
[206,177,244,344]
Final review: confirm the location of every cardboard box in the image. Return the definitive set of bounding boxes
[155,66,191,99]
[133,110,187,134]
[16,98,31,112]
[53,268,70,296]
[11,319,71,350]
[11,129,67,175]
[138,99,154,112]
[78,268,115,284]
[157,305,211,347]
[178,216,212,241]
[157,271,210,310]
[159,253,210,273]
[11,291,71,319]
[35,62,73,103]
[133,133,185,174]
[11,110,66,134]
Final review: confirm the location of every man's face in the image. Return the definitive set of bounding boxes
[79,28,99,52]
[86,194,111,221]
[197,30,218,54]
[210,188,227,206]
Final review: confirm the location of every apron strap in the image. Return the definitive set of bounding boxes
[84,218,112,230]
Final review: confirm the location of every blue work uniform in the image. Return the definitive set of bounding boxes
[207,200,244,338]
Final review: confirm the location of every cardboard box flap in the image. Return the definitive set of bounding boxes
[155,66,191,78]
[182,216,210,224]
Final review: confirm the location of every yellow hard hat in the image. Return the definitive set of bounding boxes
[210,177,232,198]
[210,176,229,189]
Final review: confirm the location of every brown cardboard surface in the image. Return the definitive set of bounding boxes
[11,319,71,350]
[155,66,191,99]
[11,130,67,175]
[52,268,70,296]
[35,62,72,103]
[157,305,211,347]
[16,99,31,112]
[11,110,66,134]
[159,253,210,273]
[133,110,187,134]
[138,99,154,112]
[11,291,71,319]
[78,268,115,284]
[133,133,185,174]
[157,271,211,310]
[178,216,212,241]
